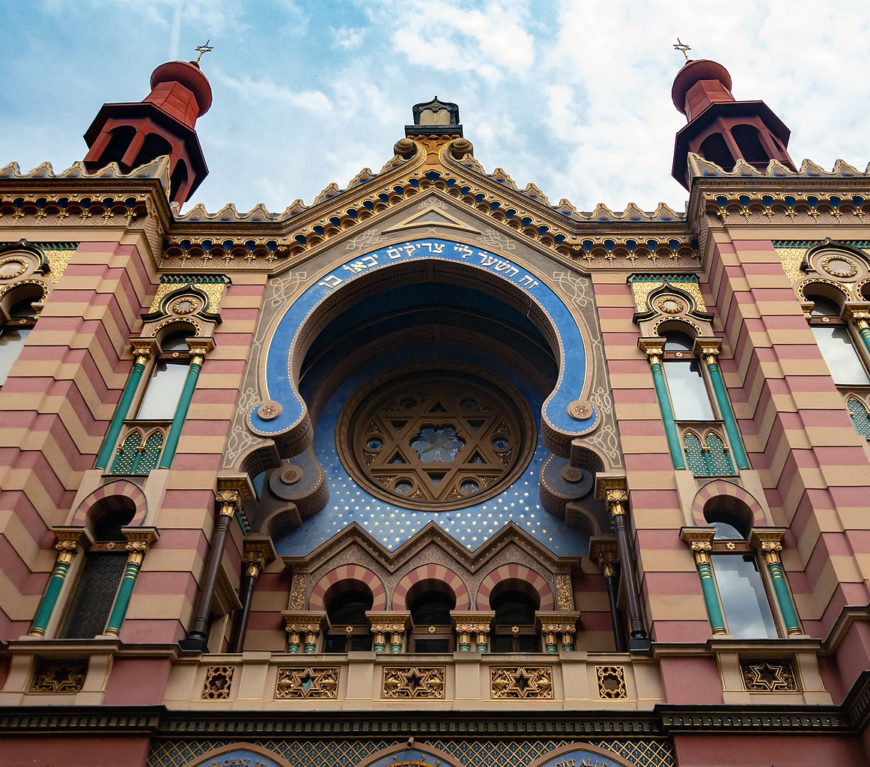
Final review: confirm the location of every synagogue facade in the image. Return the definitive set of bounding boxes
[0,54,869,766]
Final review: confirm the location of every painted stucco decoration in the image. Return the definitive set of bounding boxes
[357,743,464,767]
[527,743,635,767]
[186,744,290,767]
[248,238,596,441]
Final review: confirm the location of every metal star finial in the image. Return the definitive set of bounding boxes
[673,38,691,62]
[194,40,214,64]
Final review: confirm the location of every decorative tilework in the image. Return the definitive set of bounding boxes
[250,239,598,439]
[275,344,589,556]
[148,738,676,767]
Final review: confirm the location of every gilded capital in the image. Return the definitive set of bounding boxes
[187,336,215,363]
[638,337,665,365]
[215,488,242,516]
[130,338,157,364]
[681,528,715,564]
[693,336,722,365]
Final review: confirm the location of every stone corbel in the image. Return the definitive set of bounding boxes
[282,611,327,653]
[536,611,580,653]
[451,611,495,652]
[366,611,411,653]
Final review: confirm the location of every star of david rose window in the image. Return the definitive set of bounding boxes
[337,367,536,510]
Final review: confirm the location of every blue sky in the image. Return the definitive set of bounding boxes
[4,1,870,212]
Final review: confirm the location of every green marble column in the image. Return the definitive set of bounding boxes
[29,540,80,636]
[684,535,727,635]
[641,342,686,470]
[104,541,147,636]
[759,539,802,636]
[95,350,150,470]
[702,349,750,470]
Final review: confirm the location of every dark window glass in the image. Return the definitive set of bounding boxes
[60,553,126,638]
[493,590,537,626]
[327,590,372,625]
[93,508,134,541]
[0,326,31,385]
[413,638,450,653]
[808,296,841,317]
[411,591,454,625]
[664,360,716,420]
[662,331,695,352]
[710,520,745,540]
[713,554,778,638]
[812,326,870,385]
[160,331,191,352]
[136,360,188,419]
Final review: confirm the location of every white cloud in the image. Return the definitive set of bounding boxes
[332,26,364,50]
[213,70,334,115]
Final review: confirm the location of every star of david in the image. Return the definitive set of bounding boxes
[746,662,789,691]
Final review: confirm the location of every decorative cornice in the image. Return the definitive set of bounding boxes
[0,706,852,737]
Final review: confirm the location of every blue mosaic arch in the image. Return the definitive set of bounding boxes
[248,238,597,441]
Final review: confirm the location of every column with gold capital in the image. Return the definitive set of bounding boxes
[181,486,246,652]
[597,479,650,650]
[694,338,749,470]
[229,539,275,652]
[681,529,726,635]
[104,528,159,636]
[590,539,627,652]
[638,338,685,469]
[752,530,802,636]
[29,530,90,636]
[845,305,870,357]
[95,339,156,470]
[158,337,215,469]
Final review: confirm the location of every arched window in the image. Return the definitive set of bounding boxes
[135,329,192,419]
[704,511,778,639]
[699,133,735,171]
[169,160,189,201]
[409,587,455,653]
[324,586,373,653]
[0,291,39,386]
[97,125,136,167]
[732,124,768,165]
[132,133,172,169]
[661,331,716,421]
[59,503,135,639]
[491,587,539,652]
[805,290,870,385]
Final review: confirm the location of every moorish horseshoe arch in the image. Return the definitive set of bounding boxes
[246,238,605,463]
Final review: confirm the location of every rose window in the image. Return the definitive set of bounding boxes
[337,367,535,510]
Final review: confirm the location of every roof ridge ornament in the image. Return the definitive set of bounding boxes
[673,38,692,62]
[406,97,462,138]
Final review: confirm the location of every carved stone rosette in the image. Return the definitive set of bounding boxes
[382,666,446,699]
[202,666,235,700]
[596,665,628,699]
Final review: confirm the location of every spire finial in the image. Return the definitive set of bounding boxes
[673,38,691,62]
[194,40,214,64]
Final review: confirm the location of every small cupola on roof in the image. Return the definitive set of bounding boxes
[670,57,795,188]
[82,52,213,205]
[406,97,462,137]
